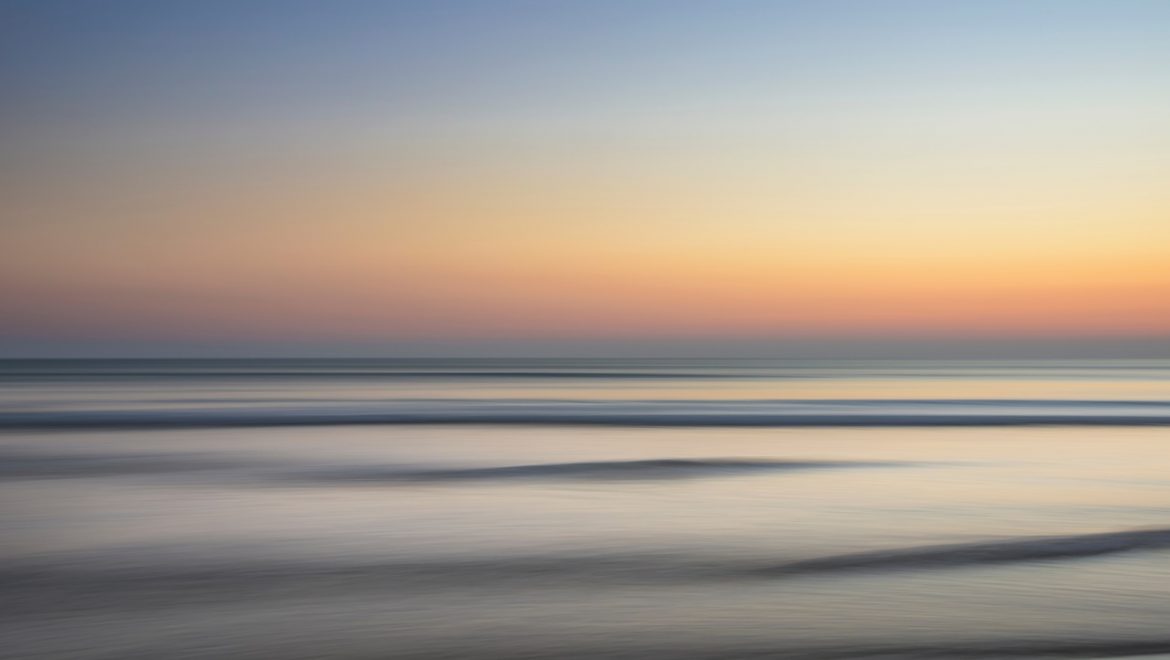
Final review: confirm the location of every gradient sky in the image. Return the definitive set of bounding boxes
[3,0,1169,357]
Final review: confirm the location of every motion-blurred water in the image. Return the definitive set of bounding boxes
[3,359,1170,659]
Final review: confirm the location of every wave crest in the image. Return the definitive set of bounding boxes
[299,457,897,483]
[759,528,1170,577]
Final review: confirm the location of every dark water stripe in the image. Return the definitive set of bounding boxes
[0,371,746,381]
[737,638,1170,659]
[0,451,900,482]
[4,409,1170,429]
[757,528,1170,577]
[9,633,1170,660]
[364,638,1170,659]
[355,638,1170,659]
[295,458,900,483]
[23,397,1170,407]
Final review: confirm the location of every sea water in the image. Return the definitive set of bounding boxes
[3,359,1170,659]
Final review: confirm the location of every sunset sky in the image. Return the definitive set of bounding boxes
[4,0,1169,357]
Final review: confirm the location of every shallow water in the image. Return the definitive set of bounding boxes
[3,359,1170,658]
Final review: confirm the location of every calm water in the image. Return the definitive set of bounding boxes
[3,359,1170,659]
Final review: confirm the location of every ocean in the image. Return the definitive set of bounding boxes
[3,358,1170,659]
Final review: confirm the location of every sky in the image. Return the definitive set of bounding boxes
[3,0,1169,358]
